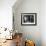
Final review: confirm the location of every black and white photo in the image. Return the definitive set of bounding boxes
[21,13,37,25]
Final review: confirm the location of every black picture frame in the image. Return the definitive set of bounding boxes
[21,13,37,26]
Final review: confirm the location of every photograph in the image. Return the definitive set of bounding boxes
[21,13,37,25]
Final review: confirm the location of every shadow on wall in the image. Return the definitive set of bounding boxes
[12,0,41,46]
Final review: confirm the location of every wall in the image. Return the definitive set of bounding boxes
[0,0,46,46]
[0,0,16,30]
[41,0,46,46]
[13,0,41,46]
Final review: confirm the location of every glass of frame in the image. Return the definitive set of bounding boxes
[21,13,37,26]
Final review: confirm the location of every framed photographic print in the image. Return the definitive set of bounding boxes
[21,13,37,26]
